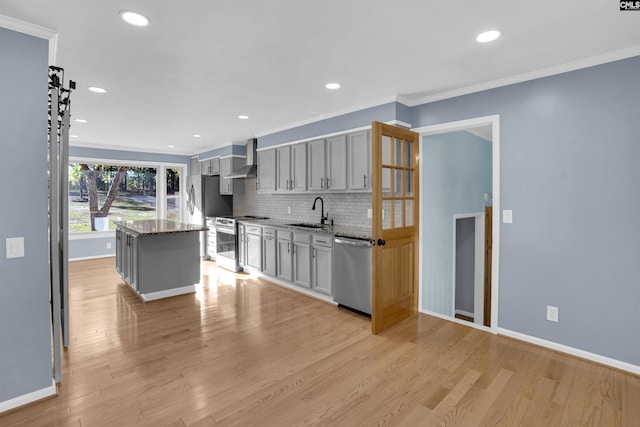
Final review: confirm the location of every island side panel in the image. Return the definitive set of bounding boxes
[137,231,200,294]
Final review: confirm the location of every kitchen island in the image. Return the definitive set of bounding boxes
[114,220,207,301]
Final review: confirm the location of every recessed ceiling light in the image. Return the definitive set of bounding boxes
[238,115,249,120]
[192,134,201,138]
[88,86,107,94]
[476,30,501,43]
[168,145,175,148]
[74,119,87,123]
[120,11,150,27]
[325,83,341,90]
[70,135,79,138]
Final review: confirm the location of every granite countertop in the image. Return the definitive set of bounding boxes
[238,218,372,241]
[113,220,208,235]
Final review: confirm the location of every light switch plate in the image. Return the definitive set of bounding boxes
[547,305,559,322]
[503,209,513,224]
[367,208,372,219]
[6,237,25,259]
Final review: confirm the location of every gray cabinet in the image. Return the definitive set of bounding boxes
[246,224,263,271]
[276,143,307,192]
[190,157,200,176]
[257,149,276,192]
[326,135,347,191]
[308,139,326,191]
[115,228,125,274]
[200,157,220,176]
[276,229,293,282]
[347,130,371,191]
[238,223,246,267]
[262,227,277,276]
[206,218,217,260]
[307,136,347,192]
[312,234,333,295]
[121,231,138,290]
[292,232,311,288]
[219,157,245,195]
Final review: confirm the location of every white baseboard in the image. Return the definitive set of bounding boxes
[70,254,115,262]
[420,308,496,334]
[0,379,56,414]
[140,285,196,302]
[241,267,336,305]
[498,327,640,376]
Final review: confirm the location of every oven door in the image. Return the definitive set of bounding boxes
[215,225,237,260]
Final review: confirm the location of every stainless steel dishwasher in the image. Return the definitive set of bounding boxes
[333,236,373,316]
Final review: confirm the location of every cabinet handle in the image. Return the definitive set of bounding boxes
[287,242,291,253]
[256,181,258,191]
[364,174,367,188]
[320,177,324,189]
[326,177,330,189]
[313,248,316,258]
[290,179,293,190]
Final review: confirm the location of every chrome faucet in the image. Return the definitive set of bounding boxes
[312,196,328,225]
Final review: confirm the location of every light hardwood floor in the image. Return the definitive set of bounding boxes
[1,257,638,426]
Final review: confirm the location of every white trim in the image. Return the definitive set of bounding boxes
[390,120,412,129]
[0,15,58,65]
[69,156,187,169]
[404,45,640,107]
[198,154,221,162]
[498,327,640,376]
[454,309,474,319]
[69,231,114,240]
[219,154,246,160]
[140,285,196,302]
[255,95,408,138]
[415,114,500,333]
[0,379,56,414]
[70,141,192,156]
[420,309,496,334]
[69,254,114,262]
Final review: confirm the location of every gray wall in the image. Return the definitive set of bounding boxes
[455,217,476,315]
[422,131,492,315]
[0,28,53,401]
[412,56,640,366]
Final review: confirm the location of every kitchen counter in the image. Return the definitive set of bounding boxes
[113,219,207,235]
[115,220,202,301]
[237,218,372,241]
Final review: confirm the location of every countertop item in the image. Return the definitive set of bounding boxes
[236,218,372,240]
[113,219,208,235]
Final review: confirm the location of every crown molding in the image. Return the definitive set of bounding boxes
[403,45,640,107]
[0,14,58,65]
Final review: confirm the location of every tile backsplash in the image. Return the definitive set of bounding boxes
[233,178,372,229]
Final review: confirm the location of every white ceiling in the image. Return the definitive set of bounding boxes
[2,1,639,155]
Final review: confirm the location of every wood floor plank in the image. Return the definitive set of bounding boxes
[0,257,638,426]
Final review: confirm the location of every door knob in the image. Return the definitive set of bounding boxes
[377,238,386,246]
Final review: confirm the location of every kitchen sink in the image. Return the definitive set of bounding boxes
[286,222,326,229]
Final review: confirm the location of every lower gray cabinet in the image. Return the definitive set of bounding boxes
[292,232,311,288]
[247,233,262,271]
[276,229,293,282]
[263,233,276,276]
[238,223,246,266]
[122,231,138,290]
[115,228,124,274]
[312,234,332,295]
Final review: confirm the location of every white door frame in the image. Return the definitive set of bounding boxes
[452,212,485,326]
[414,114,500,334]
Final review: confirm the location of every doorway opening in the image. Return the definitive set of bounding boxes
[453,213,484,325]
[414,115,500,333]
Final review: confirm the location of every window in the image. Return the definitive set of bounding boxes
[68,161,185,233]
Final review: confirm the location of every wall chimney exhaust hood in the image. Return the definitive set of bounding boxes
[225,138,257,179]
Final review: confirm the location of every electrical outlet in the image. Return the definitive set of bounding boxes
[503,209,513,224]
[107,242,112,249]
[287,206,291,214]
[547,305,559,322]
[367,208,372,219]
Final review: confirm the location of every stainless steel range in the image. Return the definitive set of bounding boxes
[215,216,268,272]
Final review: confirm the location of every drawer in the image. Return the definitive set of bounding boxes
[293,232,311,243]
[277,229,292,240]
[312,234,332,247]
[263,227,276,237]
[246,225,262,235]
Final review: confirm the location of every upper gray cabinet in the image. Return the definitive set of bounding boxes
[307,135,347,192]
[347,130,371,191]
[219,156,245,195]
[257,149,276,192]
[308,139,326,191]
[276,143,307,192]
[190,157,200,176]
[200,157,220,176]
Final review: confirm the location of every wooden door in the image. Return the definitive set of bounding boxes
[371,122,420,334]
